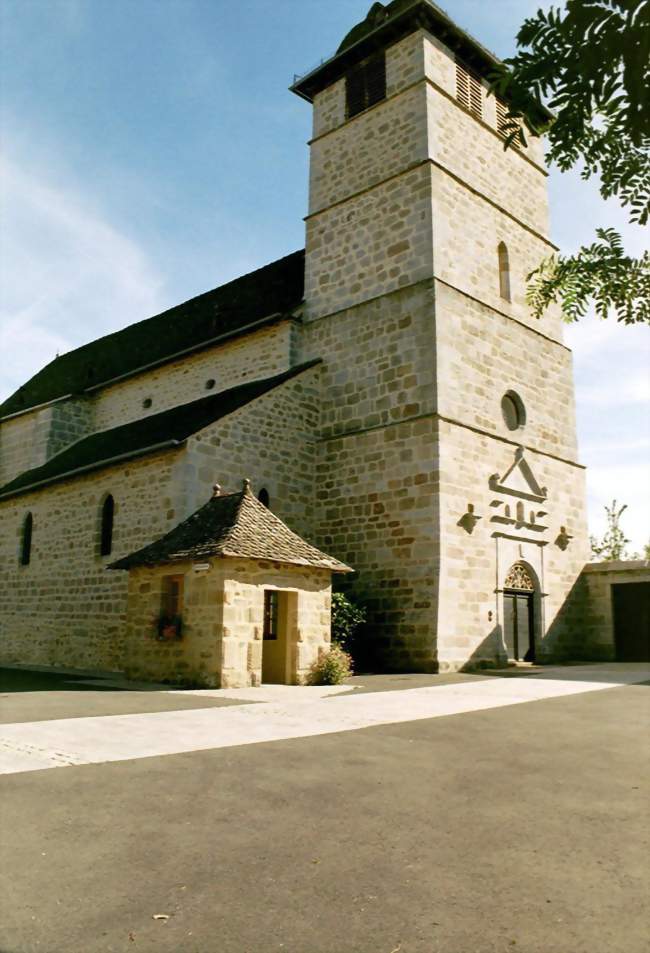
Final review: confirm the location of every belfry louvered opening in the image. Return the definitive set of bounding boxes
[346,52,387,119]
[456,61,482,120]
[496,99,522,150]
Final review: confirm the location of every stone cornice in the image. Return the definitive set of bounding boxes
[305,155,557,252]
[317,409,584,471]
[307,71,548,179]
[305,274,570,353]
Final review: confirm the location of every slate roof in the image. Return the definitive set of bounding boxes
[1,250,305,420]
[0,361,320,501]
[109,481,352,573]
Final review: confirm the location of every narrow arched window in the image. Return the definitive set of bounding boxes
[258,488,270,508]
[498,242,511,301]
[516,501,525,523]
[20,512,33,566]
[100,495,114,556]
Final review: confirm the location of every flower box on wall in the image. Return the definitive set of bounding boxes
[154,614,183,642]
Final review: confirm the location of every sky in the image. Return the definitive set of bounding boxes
[1,0,648,552]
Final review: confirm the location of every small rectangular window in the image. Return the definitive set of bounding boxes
[346,52,386,119]
[161,575,184,619]
[263,590,279,641]
[456,61,483,120]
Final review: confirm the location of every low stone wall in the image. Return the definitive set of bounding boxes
[578,561,650,660]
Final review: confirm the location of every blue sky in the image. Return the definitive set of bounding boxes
[1,0,648,551]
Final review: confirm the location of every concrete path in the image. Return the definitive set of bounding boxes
[1,663,647,776]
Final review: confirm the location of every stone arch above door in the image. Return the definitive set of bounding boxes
[504,562,535,592]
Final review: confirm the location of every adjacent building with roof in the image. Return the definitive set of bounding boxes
[2,0,645,684]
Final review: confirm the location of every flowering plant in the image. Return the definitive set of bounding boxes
[152,613,183,642]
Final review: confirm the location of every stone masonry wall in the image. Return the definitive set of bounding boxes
[305,163,434,321]
[46,397,94,459]
[0,400,94,487]
[569,562,650,661]
[306,33,434,321]
[123,559,332,688]
[0,369,321,674]
[433,282,578,461]
[0,412,45,486]
[174,365,321,537]
[431,168,564,341]
[0,448,183,672]
[122,561,225,687]
[0,322,293,491]
[309,81,428,215]
[220,561,332,687]
[92,321,293,431]
[424,39,548,230]
[434,420,589,670]
[298,284,440,669]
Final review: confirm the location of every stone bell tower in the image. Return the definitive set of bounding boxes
[292,0,589,670]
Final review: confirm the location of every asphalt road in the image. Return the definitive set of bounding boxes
[1,674,648,953]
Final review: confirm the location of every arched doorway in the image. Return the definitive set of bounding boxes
[503,563,536,661]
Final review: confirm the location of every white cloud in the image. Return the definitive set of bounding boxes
[0,152,165,402]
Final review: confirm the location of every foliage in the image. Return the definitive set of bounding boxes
[307,644,354,685]
[590,500,632,560]
[331,592,367,651]
[527,229,650,324]
[491,0,650,324]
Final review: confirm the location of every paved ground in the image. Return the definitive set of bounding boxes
[0,668,257,725]
[0,664,648,953]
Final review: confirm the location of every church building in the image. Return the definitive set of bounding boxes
[1,0,609,685]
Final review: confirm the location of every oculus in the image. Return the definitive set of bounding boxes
[501,391,525,431]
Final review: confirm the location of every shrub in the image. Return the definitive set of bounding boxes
[307,644,353,685]
[331,593,366,651]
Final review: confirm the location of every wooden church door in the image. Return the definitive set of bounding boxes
[503,564,535,662]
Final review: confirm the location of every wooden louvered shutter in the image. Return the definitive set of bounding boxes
[456,62,470,110]
[456,61,483,120]
[365,53,386,109]
[496,99,509,136]
[346,66,366,119]
[469,72,482,119]
[346,52,386,119]
[496,98,522,149]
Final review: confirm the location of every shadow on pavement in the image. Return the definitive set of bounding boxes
[0,668,165,694]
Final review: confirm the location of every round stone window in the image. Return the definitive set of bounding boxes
[501,391,526,431]
[205,378,216,391]
[142,397,153,409]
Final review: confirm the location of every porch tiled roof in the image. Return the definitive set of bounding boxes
[109,481,352,573]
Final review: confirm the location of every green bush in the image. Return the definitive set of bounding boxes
[307,644,354,685]
[331,593,366,651]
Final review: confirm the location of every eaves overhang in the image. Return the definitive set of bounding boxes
[291,0,501,102]
[0,440,184,503]
[291,0,553,123]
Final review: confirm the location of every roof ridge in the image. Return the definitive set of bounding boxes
[1,249,306,419]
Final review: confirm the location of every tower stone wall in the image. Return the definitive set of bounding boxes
[298,15,589,669]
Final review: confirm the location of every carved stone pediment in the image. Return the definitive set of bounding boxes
[489,447,547,503]
[489,448,548,534]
